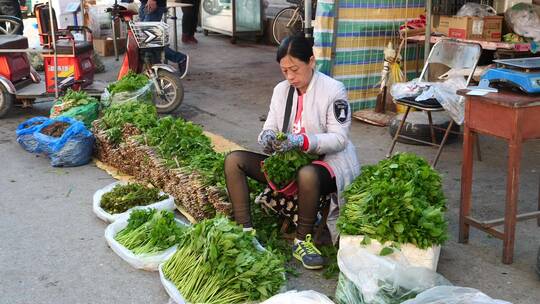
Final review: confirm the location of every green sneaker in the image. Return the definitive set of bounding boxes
[292,234,324,270]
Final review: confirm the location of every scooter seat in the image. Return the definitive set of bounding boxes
[48,40,93,55]
[0,35,28,49]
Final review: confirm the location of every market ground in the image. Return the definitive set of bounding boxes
[1,32,540,304]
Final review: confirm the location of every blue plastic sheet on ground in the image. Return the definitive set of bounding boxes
[17,116,95,167]
[16,117,49,153]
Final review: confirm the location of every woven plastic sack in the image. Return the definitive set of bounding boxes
[93,181,175,223]
[104,214,188,271]
[50,100,100,128]
[16,117,49,153]
[34,117,94,167]
[101,81,153,107]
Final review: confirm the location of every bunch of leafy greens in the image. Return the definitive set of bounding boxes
[338,153,447,250]
[107,71,149,95]
[162,216,285,304]
[100,183,168,214]
[262,149,318,189]
[115,209,185,255]
[58,89,98,111]
[143,116,226,190]
[99,101,158,144]
[335,274,418,304]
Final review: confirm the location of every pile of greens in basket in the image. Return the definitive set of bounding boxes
[107,71,149,95]
[115,209,185,255]
[143,116,226,189]
[161,216,285,304]
[100,183,168,214]
[338,153,448,250]
[99,101,158,144]
[262,133,318,188]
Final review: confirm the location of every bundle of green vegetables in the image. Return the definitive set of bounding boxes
[338,153,448,249]
[162,216,285,304]
[51,89,98,116]
[99,101,158,144]
[115,209,185,255]
[262,133,317,188]
[144,116,226,189]
[100,183,168,214]
[107,71,149,95]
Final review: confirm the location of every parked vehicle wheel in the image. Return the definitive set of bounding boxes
[272,7,304,45]
[0,86,14,118]
[153,70,184,113]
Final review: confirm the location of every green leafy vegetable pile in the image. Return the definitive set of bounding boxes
[100,183,168,214]
[51,89,98,115]
[115,209,185,255]
[144,116,226,189]
[162,216,285,304]
[338,153,448,249]
[99,101,158,144]
[107,71,149,95]
[262,149,318,188]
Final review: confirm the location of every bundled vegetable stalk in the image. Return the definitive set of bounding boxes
[162,216,285,304]
[144,116,226,189]
[107,71,149,96]
[100,183,168,214]
[115,209,185,255]
[338,153,448,250]
[99,101,158,144]
[262,133,318,188]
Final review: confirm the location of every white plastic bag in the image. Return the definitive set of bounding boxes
[416,77,467,125]
[100,81,154,107]
[390,79,429,100]
[402,286,512,304]
[335,241,450,304]
[505,3,540,42]
[261,290,335,304]
[104,214,188,271]
[456,3,496,17]
[93,181,175,223]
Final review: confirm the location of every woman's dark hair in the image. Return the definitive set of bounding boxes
[276,35,314,64]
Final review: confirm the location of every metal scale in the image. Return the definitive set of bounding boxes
[481,57,540,94]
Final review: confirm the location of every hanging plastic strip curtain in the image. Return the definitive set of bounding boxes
[315,0,426,111]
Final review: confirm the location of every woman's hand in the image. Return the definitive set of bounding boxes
[272,133,304,152]
[258,129,277,154]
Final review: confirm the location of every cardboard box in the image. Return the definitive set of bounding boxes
[93,38,127,57]
[432,15,504,42]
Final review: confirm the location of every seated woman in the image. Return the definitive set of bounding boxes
[224,35,360,270]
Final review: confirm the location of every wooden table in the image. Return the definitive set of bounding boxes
[458,89,540,264]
